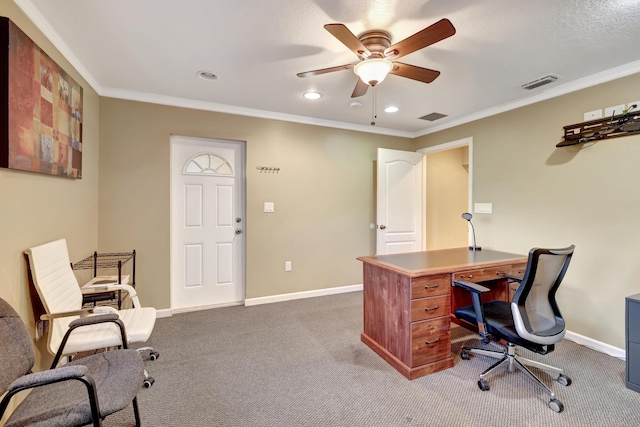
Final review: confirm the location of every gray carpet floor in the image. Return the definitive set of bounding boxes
[104,291,640,426]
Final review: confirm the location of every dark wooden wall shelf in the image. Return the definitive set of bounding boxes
[558,110,640,147]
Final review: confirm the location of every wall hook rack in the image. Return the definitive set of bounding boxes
[256,166,280,173]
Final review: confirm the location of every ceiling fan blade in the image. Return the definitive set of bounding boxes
[384,19,456,60]
[297,64,354,78]
[324,24,371,59]
[390,62,441,83]
[351,78,369,98]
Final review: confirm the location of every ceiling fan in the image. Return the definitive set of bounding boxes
[297,19,456,98]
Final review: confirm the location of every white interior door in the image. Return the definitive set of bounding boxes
[170,136,245,310]
[376,148,424,255]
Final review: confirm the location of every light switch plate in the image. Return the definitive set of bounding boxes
[604,104,625,117]
[474,203,492,214]
[264,202,274,213]
[584,109,602,121]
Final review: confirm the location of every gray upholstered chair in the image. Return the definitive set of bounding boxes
[0,298,144,427]
[454,246,575,413]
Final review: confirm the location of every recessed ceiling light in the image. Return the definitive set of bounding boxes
[303,92,322,100]
[197,71,218,81]
[350,101,363,108]
[384,106,399,113]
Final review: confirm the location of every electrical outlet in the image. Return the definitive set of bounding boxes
[285,261,292,272]
[583,109,602,121]
[604,104,625,117]
[36,320,44,340]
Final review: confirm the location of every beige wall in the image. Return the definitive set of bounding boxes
[98,98,412,308]
[414,72,640,349]
[0,3,100,416]
[425,147,469,250]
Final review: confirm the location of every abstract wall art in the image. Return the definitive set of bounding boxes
[0,17,83,179]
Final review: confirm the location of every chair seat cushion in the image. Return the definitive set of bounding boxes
[455,301,547,353]
[6,350,143,427]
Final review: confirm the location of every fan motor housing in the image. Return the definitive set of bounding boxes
[358,30,391,58]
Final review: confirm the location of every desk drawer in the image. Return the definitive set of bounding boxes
[453,266,515,283]
[411,274,449,299]
[411,294,450,322]
[411,317,451,366]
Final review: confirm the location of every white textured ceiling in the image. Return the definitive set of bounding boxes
[14,0,640,137]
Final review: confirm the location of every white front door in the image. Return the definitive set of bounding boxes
[376,148,424,255]
[170,136,245,310]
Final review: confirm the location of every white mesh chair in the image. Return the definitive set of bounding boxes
[25,239,159,387]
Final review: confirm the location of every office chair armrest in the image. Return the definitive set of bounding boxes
[51,316,128,369]
[504,274,523,282]
[453,279,492,342]
[40,308,95,321]
[7,365,89,392]
[453,279,490,294]
[69,313,119,328]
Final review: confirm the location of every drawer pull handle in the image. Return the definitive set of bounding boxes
[424,305,440,311]
[460,275,472,279]
[424,284,439,289]
[496,271,505,275]
[425,337,440,345]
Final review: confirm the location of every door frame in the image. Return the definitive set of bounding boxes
[418,136,474,248]
[169,135,247,313]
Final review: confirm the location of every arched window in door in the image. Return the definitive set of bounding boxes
[183,153,234,176]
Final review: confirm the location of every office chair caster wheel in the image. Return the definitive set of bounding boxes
[461,350,470,360]
[143,377,155,388]
[557,374,572,386]
[548,398,564,413]
[149,351,160,361]
[478,379,490,391]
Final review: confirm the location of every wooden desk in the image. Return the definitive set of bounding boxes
[357,248,528,380]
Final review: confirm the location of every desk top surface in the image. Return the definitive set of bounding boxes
[357,247,528,277]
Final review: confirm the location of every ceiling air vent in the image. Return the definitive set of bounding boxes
[521,74,561,90]
[419,112,448,121]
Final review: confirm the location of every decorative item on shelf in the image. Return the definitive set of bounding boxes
[462,212,481,251]
[256,166,280,173]
[557,104,640,147]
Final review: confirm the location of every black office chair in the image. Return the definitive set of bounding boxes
[453,245,575,412]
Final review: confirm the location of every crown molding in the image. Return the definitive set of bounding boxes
[101,88,414,138]
[14,0,103,93]
[414,59,640,137]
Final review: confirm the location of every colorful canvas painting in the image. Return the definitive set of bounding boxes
[0,17,83,178]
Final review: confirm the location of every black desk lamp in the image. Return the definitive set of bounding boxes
[462,212,481,251]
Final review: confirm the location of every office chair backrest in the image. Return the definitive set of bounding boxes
[511,245,575,345]
[0,298,35,392]
[25,238,84,353]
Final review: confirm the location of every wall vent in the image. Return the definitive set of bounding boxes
[521,74,561,90]
[419,112,448,121]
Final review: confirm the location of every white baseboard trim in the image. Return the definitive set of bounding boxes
[565,330,625,360]
[156,308,172,318]
[244,284,363,307]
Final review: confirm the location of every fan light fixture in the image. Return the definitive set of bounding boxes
[354,58,393,86]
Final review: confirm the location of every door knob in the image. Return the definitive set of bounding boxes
[379,225,386,230]
[236,217,242,223]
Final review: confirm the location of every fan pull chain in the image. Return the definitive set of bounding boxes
[371,86,377,126]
